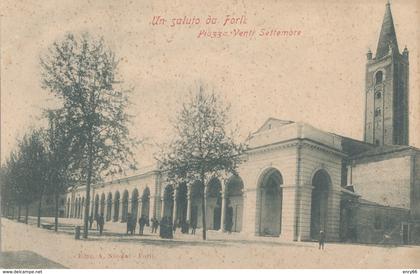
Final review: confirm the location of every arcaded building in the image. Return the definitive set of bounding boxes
[65,3,420,244]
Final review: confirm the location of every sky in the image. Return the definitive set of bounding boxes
[1,0,419,168]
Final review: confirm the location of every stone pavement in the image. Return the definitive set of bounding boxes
[1,217,420,268]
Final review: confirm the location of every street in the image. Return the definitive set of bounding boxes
[1,217,419,268]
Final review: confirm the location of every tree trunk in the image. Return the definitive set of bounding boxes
[17,205,21,222]
[54,191,59,232]
[83,135,94,239]
[37,192,43,228]
[25,204,29,224]
[201,172,207,240]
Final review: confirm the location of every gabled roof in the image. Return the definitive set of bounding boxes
[375,1,399,59]
[253,117,294,134]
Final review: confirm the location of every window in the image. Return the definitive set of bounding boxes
[375,91,382,99]
[375,71,383,84]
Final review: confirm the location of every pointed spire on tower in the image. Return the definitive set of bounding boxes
[375,0,399,59]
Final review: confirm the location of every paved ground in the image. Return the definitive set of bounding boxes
[0,251,66,269]
[1,217,419,268]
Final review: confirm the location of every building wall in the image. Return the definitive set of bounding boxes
[297,143,343,241]
[238,142,298,239]
[412,152,420,219]
[351,155,411,209]
[353,202,409,244]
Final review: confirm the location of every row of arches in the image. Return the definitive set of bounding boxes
[161,175,245,232]
[256,168,331,238]
[66,187,151,223]
[65,168,332,239]
[66,197,85,219]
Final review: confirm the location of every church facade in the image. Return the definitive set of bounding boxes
[64,3,420,244]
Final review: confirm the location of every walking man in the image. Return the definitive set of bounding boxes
[139,215,146,235]
[126,213,132,235]
[191,219,196,235]
[89,215,94,229]
[98,213,105,236]
[319,230,326,250]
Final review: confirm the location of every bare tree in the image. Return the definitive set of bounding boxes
[158,86,246,240]
[40,33,138,238]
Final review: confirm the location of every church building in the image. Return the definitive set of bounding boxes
[64,2,420,244]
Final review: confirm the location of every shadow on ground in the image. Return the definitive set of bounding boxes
[0,251,66,269]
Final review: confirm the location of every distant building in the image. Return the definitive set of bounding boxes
[64,2,419,244]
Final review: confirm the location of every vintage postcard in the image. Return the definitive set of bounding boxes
[0,0,419,270]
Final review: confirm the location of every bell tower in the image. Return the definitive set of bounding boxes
[364,1,409,146]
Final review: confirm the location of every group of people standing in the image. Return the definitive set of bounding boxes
[126,213,149,235]
[89,213,105,235]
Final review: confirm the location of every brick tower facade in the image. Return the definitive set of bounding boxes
[364,1,409,146]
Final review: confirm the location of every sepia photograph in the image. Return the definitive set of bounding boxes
[0,0,419,270]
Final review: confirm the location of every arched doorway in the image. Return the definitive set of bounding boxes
[81,197,85,219]
[175,183,188,227]
[131,189,139,221]
[100,193,106,216]
[257,169,283,236]
[113,191,120,221]
[225,175,244,232]
[75,198,79,218]
[94,194,100,219]
[310,169,330,239]
[162,185,174,219]
[206,178,222,230]
[190,181,204,228]
[66,198,70,218]
[121,190,129,222]
[106,193,112,221]
[141,187,150,221]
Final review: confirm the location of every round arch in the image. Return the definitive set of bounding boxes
[162,184,174,219]
[66,198,71,218]
[256,168,283,236]
[225,175,244,232]
[174,182,188,228]
[190,181,204,228]
[106,193,113,221]
[113,191,120,222]
[94,194,100,219]
[310,169,331,239]
[81,197,85,219]
[206,178,222,230]
[131,188,139,221]
[100,193,106,217]
[121,190,129,222]
[141,187,151,221]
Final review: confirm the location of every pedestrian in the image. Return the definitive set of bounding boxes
[139,215,146,235]
[89,215,94,230]
[96,213,100,231]
[181,219,189,234]
[150,217,156,233]
[131,215,137,234]
[98,213,105,236]
[168,217,173,239]
[159,217,166,238]
[319,230,326,250]
[191,219,196,235]
[153,217,159,233]
[173,219,177,234]
[126,213,132,235]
